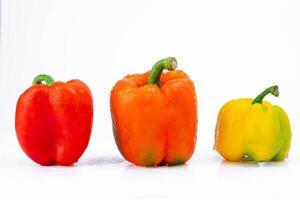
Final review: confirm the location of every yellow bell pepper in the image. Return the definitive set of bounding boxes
[214,85,291,162]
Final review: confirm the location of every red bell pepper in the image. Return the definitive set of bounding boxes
[15,74,93,166]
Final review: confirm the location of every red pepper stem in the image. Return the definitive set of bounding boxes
[32,74,55,86]
[252,85,279,104]
[147,57,177,86]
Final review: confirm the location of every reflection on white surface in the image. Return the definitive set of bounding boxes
[0,135,298,200]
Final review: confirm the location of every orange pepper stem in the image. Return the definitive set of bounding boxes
[252,85,279,104]
[32,74,55,86]
[147,57,178,86]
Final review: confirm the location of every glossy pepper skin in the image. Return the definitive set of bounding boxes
[15,74,93,166]
[214,86,291,162]
[110,57,197,167]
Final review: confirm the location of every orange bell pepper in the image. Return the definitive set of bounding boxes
[110,57,197,166]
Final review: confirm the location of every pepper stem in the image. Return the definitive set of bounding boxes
[252,85,279,104]
[32,74,55,86]
[147,57,178,86]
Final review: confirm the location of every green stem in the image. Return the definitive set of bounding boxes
[32,74,55,86]
[147,57,178,86]
[252,85,279,104]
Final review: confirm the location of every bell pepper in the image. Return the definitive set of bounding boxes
[15,74,93,166]
[110,57,197,166]
[214,85,291,162]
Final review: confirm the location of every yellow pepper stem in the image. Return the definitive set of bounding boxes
[252,85,279,104]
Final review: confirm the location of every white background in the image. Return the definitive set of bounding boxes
[0,0,300,199]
